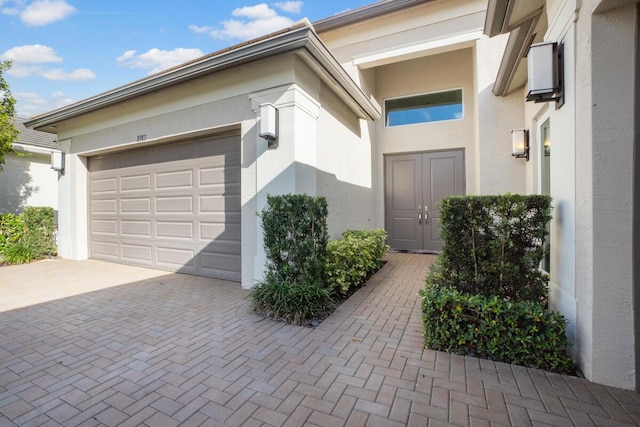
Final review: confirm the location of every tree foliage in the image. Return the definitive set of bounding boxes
[0,60,19,171]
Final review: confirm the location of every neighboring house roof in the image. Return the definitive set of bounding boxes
[313,0,436,33]
[14,116,57,150]
[25,20,381,134]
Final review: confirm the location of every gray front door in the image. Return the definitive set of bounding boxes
[385,150,465,252]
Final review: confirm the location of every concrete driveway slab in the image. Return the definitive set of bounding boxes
[0,254,639,426]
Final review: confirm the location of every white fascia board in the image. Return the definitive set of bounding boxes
[12,142,61,155]
[353,30,483,69]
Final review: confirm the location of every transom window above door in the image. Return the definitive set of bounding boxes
[385,89,463,127]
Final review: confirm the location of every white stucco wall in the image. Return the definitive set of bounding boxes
[517,0,637,389]
[0,152,59,215]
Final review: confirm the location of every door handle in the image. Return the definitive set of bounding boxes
[418,213,422,224]
[424,206,429,221]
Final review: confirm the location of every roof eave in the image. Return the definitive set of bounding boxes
[313,0,434,33]
[25,25,379,132]
[492,15,539,96]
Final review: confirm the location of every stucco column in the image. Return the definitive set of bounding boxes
[56,139,89,260]
[248,84,321,286]
[575,1,637,389]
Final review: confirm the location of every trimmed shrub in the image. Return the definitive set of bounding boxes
[251,276,333,326]
[0,207,57,264]
[3,242,32,264]
[436,194,551,304]
[261,194,328,287]
[22,207,57,259]
[420,283,575,374]
[325,229,389,296]
[0,213,25,253]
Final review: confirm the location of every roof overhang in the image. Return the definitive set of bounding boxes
[25,23,381,133]
[484,0,546,96]
[484,0,544,37]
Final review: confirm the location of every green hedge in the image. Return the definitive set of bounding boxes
[0,207,57,264]
[420,284,575,374]
[261,194,328,287]
[436,194,551,304]
[325,229,389,296]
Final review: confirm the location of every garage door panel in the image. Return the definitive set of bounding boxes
[200,195,240,213]
[91,178,117,194]
[156,221,194,239]
[92,220,117,235]
[200,223,241,241]
[121,174,151,192]
[200,167,240,186]
[156,170,193,189]
[157,247,195,266]
[121,220,151,237]
[156,196,193,213]
[92,199,117,214]
[92,241,118,258]
[122,244,152,262]
[89,133,241,281]
[121,198,151,213]
[201,252,241,273]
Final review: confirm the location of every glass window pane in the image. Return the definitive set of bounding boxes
[540,118,551,273]
[385,89,463,127]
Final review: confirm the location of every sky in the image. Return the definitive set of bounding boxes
[1,0,375,117]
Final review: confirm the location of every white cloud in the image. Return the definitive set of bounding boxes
[273,1,302,14]
[190,3,299,42]
[39,67,94,80]
[1,44,63,63]
[117,47,204,75]
[15,90,76,116]
[1,44,95,81]
[188,24,212,34]
[20,0,75,26]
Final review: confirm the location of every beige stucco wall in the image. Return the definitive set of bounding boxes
[474,35,526,195]
[373,48,477,225]
[0,152,59,215]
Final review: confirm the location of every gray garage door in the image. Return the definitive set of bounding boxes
[88,132,241,281]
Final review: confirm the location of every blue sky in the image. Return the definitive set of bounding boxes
[1,0,374,117]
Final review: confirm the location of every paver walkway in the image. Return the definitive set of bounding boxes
[1,253,639,426]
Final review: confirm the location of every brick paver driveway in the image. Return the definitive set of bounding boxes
[1,254,640,426]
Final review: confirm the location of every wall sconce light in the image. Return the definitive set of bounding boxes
[259,103,278,148]
[51,151,65,172]
[526,41,563,105]
[511,129,529,161]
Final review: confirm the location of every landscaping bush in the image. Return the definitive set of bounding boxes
[251,276,333,325]
[0,207,57,264]
[420,283,575,374]
[22,207,57,259]
[436,194,551,305]
[0,213,25,253]
[260,194,328,287]
[325,229,389,296]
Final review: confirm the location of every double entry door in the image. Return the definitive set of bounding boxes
[385,150,465,252]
